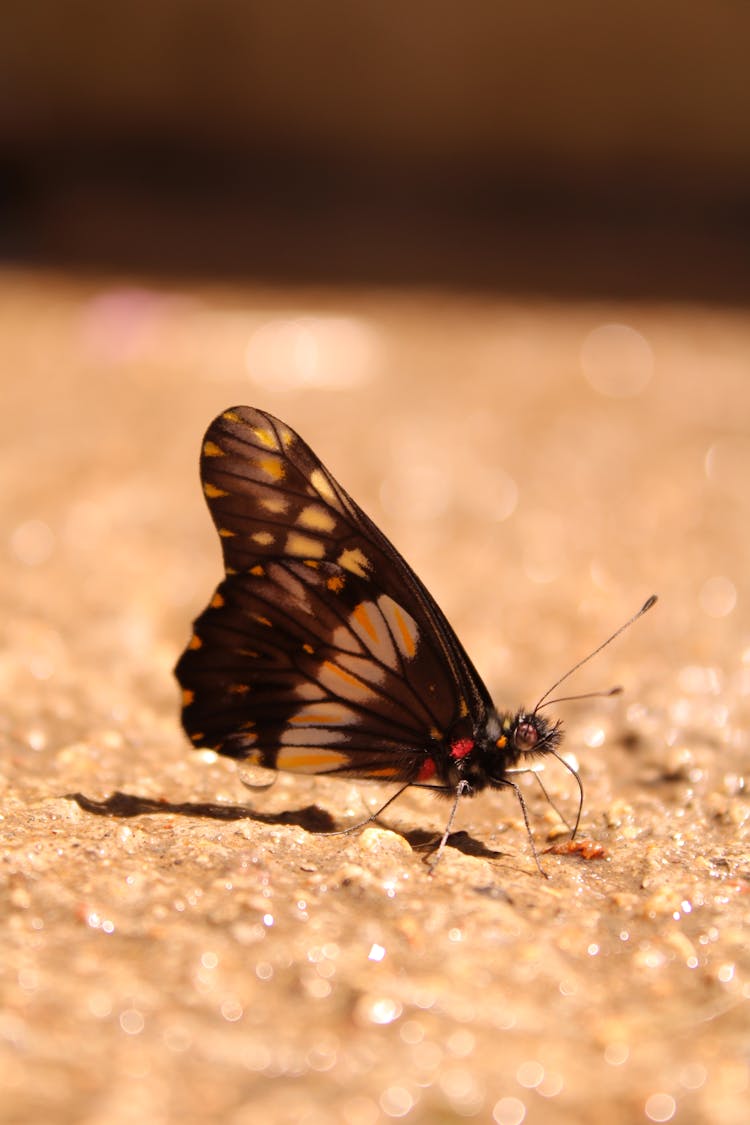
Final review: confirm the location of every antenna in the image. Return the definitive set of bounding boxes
[537,685,622,711]
[533,595,657,714]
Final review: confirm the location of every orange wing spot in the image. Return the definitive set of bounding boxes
[353,602,379,642]
[275,747,349,773]
[391,604,417,658]
[365,766,402,779]
[226,566,238,575]
[239,648,260,657]
[303,643,315,654]
[258,457,285,481]
[190,731,205,742]
[496,735,507,749]
[251,426,278,449]
[228,683,250,695]
[250,564,265,576]
[181,689,195,706]
[303,559,320,569]
[219,528,235,538]
[240,719,256,730]
[203,482,228,498]
[327,575,345,593]
[253,614,273,628]
[203,441,224,457]
[222,410,241,422]
[211,592,225,608]
[188,633,202,650]
[429,727,442,740]
[289,707,346,725]
[322,660,368,693]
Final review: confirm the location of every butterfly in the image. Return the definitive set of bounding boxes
[175,406,656,871]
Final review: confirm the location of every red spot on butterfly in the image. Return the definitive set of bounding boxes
[449,738,474,760]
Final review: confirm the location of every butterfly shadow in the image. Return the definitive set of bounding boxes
[400,826,507,863]
[66,791,338,833]
[67,792,507,864]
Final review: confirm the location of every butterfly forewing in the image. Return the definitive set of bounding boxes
[175,406,492,782]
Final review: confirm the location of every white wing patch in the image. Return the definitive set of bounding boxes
[379,595,419,660]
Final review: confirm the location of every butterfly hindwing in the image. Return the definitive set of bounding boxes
[175,406,492,781]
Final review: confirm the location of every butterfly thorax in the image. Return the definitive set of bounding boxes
[426,709,563,793]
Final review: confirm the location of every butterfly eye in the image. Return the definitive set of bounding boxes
[513,720,540,753]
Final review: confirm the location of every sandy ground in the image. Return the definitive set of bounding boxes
[1,269,749,1124]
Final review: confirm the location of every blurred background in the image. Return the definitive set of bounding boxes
[2,0,750,297]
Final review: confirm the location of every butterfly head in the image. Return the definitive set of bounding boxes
[494,709,563,767]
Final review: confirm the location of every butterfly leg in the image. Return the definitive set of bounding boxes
[503,778,549,878]
[425,779,473,874]
[507,766,574,835]
[315,781,415,839]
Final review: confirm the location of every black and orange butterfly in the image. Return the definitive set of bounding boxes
[175,406,655,870]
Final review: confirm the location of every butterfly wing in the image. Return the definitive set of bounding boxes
[175,406,493,781]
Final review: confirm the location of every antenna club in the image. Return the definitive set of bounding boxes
[642,594,658,613]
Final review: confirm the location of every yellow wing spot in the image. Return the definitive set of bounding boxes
[228,683,250,695]
[275,747,349,773]
[297,505,336,533]
[285,533,325,558]
[327,575,345,593]
[219,527,235,538]
[278,425,294,448]
[337,547,370,578]
[203,440,225,457]
[250,564,265,576]
[322,660,368,694]
[182,689,195,706]
[222,410,241,423]
[258,457,285,481]
[459,698,469,719]
[203,482,228,498]
[391,604,417,658]
[302,643,315,654]
[188,633,202,650]
[310,468,336,503]
[251,425,278,449]
[260,496,288,514]
[353,602,378,642]
[211,592,225,608]
[226,566,238,575]
[303,559,320,569]
[252,531,275,546]
[253,614,273,628]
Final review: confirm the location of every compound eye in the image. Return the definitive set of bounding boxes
[514,720,539,752]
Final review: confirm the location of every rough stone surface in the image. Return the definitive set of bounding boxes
[2,271,748,1124]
